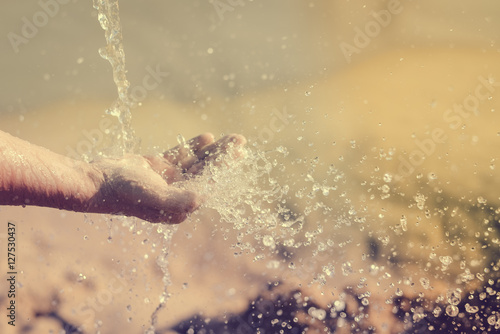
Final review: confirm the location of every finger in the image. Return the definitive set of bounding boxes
[144,155,184,184]
[187,134,247,175]
[197,133,246,158]
[163,133,215,167]
[203,133,246,158]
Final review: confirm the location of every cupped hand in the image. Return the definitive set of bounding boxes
[89,133,246,223]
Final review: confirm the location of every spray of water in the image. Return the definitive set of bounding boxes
[89,2,500,332]
[93,0,137,155]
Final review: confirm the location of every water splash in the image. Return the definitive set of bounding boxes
[86,2,500,332]
[180,148,292,235]
[177,145,338,280]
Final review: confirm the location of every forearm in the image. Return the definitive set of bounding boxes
[0,130,103,212]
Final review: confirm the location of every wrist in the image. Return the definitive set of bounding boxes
[69,160,106,213]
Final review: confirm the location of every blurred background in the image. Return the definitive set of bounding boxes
[2,0,499,121]
[1,1,500,333]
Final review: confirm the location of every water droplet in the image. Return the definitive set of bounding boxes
[488,314,500,328]
[465,303,479,313]
[308,307,326,320]
[262,235,275,248]
[440,256,453,266]
[98,13,109,30]
[420,277,430,289]
[322,264,335,277]
[445,305,459,317]
[333,300,345,312]
[176,134,186,146]
[427,172,437,180]
[77,273,86,282]
[447,288,462,305]
[433,306,442,317]
[383,173,392,182]
[342,262,353,276]
[414,193,427,210]
[98,47,109,60]
[400,215,408,232]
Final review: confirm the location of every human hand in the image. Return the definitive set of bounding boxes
[89,133,246,223]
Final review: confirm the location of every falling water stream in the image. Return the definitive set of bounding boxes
[92,0,139,157]
[92,1,176,332]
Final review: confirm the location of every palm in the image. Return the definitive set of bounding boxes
[92,133,246,223]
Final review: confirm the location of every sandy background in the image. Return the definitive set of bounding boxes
[1,1,500,333]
